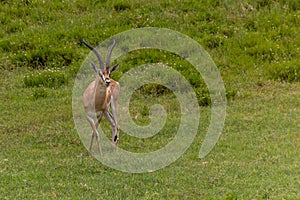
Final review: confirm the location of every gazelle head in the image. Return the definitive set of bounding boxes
[82,37,119,87]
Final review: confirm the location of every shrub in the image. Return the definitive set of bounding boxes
[113,1,131,11]
[195,87,211,107]
[24,70,68,88]
[32,88,48,100]
[138,84,171,97]
[202,35,224,49]
[195,87,237,107]
[15,47,75,69]
[115,49,237,107]
[226,89,237,100]
[267,60,300,82]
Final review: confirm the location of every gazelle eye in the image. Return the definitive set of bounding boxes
[98,72,105,80]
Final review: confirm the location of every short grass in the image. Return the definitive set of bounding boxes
[1,0,299,199]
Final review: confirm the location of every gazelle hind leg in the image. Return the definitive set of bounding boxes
[87,115,102,155]
[95,113,103,129]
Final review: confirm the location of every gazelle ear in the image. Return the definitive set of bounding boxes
[90,62,98,74]
[90,62,104,78]
[109,63,119,73]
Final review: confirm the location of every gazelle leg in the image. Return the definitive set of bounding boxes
[107,111,119,144]
[104,110,118,147]
[110,96,119,144]
[87,115,102,155]
[95,113,103,129]
[94,114,103,153]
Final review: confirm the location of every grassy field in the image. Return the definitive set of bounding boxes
[0,0,299,199]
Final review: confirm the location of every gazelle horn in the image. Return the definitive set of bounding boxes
[82,37,105,70]
[106,39,116,69]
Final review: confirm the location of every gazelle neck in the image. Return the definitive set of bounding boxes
[94,75,107,88]
[94,77,111,106]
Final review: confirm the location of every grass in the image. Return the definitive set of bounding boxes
[0,0,299,199]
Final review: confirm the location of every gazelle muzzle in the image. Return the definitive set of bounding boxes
[105,78,111,86]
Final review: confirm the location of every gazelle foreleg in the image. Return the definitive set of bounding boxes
[104,109,118,147]
[87,114,103,155]
[110,95,119,144]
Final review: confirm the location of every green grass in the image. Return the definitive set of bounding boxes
[1,0,299,199]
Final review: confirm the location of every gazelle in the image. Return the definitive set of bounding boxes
[82,38,120,155]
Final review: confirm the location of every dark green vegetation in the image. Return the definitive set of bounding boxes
[0,0,299,199]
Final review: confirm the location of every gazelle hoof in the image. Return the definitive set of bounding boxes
[113,135,118,143]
